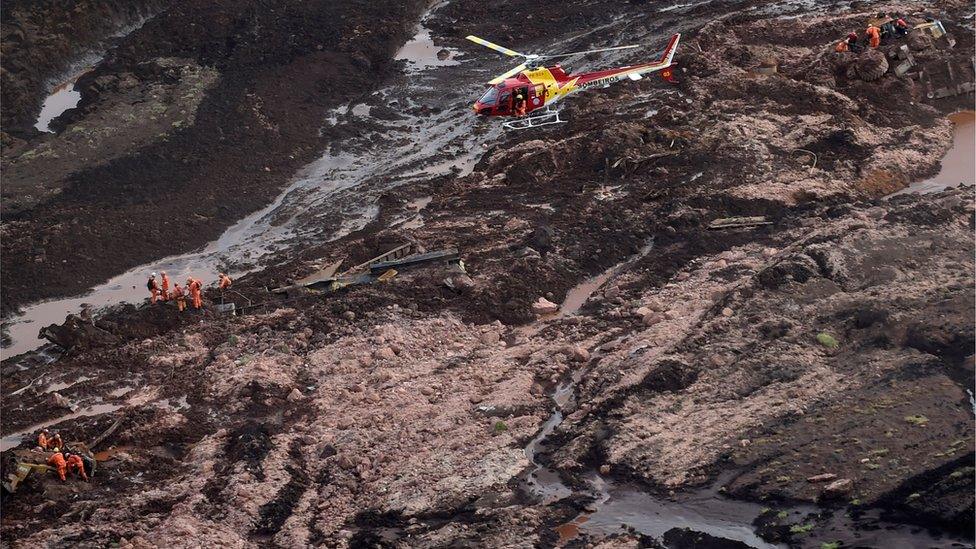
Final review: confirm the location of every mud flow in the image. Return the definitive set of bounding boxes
[2,10,495,358]
[1,0,974,546]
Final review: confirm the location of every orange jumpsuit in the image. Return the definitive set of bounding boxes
[172,284,186,312]
[866,26,881,48]
[188,279,202,309]
[835,40,849,53]
[49,434,63,451]
[149,278,160,304]
[514,96,527,117]
[66,454,88,481]
[218,274,232,290]
[47,452,67,481]
[161,274,170,301]
[37,432,50,450]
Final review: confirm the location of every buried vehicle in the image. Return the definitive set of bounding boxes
[2,442,96,497]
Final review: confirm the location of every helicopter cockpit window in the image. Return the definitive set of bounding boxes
[479,87,499,105]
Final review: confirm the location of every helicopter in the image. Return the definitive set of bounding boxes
[466,33,680,130]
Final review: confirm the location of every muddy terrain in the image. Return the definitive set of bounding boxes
[1,0,429,313]
[1,0,974,547]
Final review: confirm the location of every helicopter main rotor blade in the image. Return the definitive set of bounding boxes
[465,35,527,58]
[488,63,528,85]
[542,43,641,60]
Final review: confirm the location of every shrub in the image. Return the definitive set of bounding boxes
[816,333,839,348]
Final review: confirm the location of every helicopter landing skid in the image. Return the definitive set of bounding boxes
[502,106,566,130]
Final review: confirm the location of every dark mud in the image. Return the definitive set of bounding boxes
[1,0,168,134]
[1,0,973,546]
[1,0,429,315]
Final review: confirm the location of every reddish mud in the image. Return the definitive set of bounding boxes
[0,0,973,547]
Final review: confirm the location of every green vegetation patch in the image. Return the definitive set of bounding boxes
[816,333,839,348]
[904,415,929,426]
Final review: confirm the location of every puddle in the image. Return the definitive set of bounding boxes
[890,111,975,196]
[395,24,461,71]
[523,410,573,504]
[34,80,83,133]
[41,375,92,394]
[0,403,122,452]
[94,444,134,462]
[407,196,433,211]
[560,240,654,316]
[576,475,782,548]
[108,386,135,398]
[31,14,156,134]
[156,395,189,412]
[396,196,434,229]
[521,241,656,500]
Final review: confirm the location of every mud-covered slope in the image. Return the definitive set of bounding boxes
[548,187,974,520]
[0,0,427,315]
[0,0,973,547]
[0,0,169,135]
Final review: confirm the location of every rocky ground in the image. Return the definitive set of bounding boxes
[1,0,974,547]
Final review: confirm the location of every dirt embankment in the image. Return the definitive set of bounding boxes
[0,0,973,546]
[0,0,428,315]
[548,187,974,525]
[0,0,169,136]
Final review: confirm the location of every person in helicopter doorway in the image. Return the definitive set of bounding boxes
[513,91,527,117]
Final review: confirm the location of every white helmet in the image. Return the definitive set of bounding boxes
[151,272,157,277]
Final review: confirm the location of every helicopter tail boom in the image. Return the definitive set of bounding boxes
[572,33,680,89]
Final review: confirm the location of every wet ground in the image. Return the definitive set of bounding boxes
[1,0,974,547]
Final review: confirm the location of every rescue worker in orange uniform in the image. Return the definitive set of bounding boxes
[513,92,527,117]
[64,451,89,481]
[187,277,203,309]
[835,40,849,52]
[895,18,909,36]
[148,273,160,304]
[47,452,67,481]
[172,282,186,312]
[160,271,171,301]
[218,273,232,290]
[50,432,63,451]
[36,429,51,451]
[866,25,881,48]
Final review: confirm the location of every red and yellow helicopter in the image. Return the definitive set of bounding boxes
[466,33,680,130]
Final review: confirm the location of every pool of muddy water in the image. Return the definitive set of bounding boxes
[892,111,975,196]
[34,80,83,133]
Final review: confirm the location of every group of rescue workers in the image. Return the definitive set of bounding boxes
[35,429,89,482]
[835,13,911,53]
[146,271,232,312]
